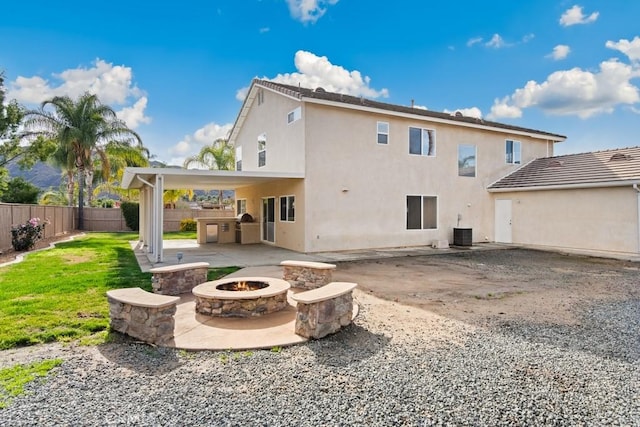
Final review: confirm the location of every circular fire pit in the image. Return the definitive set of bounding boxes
[193,276,291,318]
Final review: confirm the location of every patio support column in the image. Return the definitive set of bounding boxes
[634,183,640,254]
[138,186,147,247]
[152,174,164,263]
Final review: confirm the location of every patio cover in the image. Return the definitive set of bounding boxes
[121,167,304,263]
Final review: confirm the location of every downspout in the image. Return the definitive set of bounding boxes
[634,183,640,254]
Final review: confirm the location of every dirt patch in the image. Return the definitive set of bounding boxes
[334,248,640,328]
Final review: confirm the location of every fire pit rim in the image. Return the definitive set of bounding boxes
[192,276,290,300]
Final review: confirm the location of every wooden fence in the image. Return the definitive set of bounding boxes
[0,204,236,253]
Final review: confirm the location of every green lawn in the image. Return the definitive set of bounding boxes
[0,232,236,350]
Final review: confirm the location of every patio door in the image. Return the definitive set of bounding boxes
[495,199,512,243]
[262,197,275,243]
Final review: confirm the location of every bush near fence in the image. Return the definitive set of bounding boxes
[0,203,236,253]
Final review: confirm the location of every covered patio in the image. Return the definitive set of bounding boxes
[122,167,304,264]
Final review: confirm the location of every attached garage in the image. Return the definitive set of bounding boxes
[488,148,640,257]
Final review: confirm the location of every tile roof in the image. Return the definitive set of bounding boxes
[488,147,640,190]
[254,79,566,141]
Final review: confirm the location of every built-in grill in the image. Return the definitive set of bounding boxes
[235,213,255,243]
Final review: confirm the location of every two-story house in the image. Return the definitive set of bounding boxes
[228,79,565,253]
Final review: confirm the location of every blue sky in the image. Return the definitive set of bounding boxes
[1,1,639,165]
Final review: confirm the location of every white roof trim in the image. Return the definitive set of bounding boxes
[122,167,304,190]
[487,180,640,192]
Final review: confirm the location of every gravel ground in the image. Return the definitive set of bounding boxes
[1,284,638,426]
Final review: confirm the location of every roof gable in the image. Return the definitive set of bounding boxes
[488,147,640,191]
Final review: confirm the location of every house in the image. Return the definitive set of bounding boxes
[227,79,566,252]
[488,147,640,255]
[123,79,639,262]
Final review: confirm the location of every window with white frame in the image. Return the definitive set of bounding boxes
[258,133,266,167]
[406,195,437,230]
[235,146,242,171]
[409,127,436,156]
[287,107,301,124]
[236,199,247,214]
[279,196,295,222]
[377,121,389,144]
[458,144,476,177]
[505,139,521,164]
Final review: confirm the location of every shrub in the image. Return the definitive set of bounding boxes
[120,202,139,231]
[0,177,40,204]
[180,218,197,232]
[11,217,48,251]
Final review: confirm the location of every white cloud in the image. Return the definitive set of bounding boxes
[444,107,483,119]
[547,44,571,60]
[169,122,233,167]
[522,33,535,43]
[412,104,428,110]
[488,59,640,119]
[8,59,142,105]
[606,36,640,62]
[7,59,151,126]
[286,0,339,24]
[485,34,509,49]
[259,27,270,33]
[559,5,599,27]
[467,37,483,47]
[116,96,151,129]
[237,50,389,101]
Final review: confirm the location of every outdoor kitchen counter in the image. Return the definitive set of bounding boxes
[196,217,236,244]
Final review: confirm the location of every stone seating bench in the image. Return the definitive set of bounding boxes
[291,282,357,339]
[280,260,337,290]
[150,262,210,295]
[106,288,180,345]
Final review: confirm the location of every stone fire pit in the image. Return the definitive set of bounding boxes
[193,276,291,318]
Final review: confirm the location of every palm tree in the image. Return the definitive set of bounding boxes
[92,141,150,203]
[183,138,234,208]
[21,93,142,229]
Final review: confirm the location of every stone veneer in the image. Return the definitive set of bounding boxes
[107,288,179,345]
[292,282,357,339]
[281,261,336,290]
[193,277,291,318]
[195,293,289,318]
[150,262,209,295]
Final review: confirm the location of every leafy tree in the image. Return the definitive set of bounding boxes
[21,93,142,229]
[0,177,40,204]
[183,138,234,207]
[0,72,54,198]
[163,189,194,209]
[39,184,73,206]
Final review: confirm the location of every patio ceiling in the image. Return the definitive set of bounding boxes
[122,167,305,190]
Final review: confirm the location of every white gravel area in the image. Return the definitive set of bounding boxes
[1,289,638,426]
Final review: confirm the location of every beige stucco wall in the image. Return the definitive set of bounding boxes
[234,88,306,173]
[494,187,639,254]
[300,103,554,252]
[235,179,305,252]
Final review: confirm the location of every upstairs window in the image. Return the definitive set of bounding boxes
[257,89,265,105]
[280,196,295,222]
[287,107,302,124]
[377,121,389,144]
[406,195,438,230]
[235,146,242,171]
[506,139,521,164]
[258,133,266,167]
[409,127,436,156]
[458,144,476,177]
